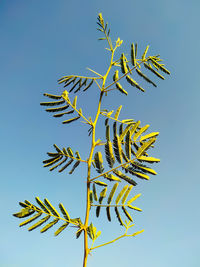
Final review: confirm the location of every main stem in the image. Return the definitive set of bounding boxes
[83,91,104,267]
[82,47,115,267]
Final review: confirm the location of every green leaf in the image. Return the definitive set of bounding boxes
[133,125,149,141]
[142,45,149,60]
[62,116,80,124]
[53,110,74,117]
[58,76,73,84]
[130,121,140,137]
[113,70,128,95]
[72,96,77,108]
[136,138,156,158]
[13,208,35,218]
[69,161,80,174]
[89,190,93,204]
[93,183,98,201]
[120,123,133,141]
[99,187,107,203]
[105,140,115,168]
[122,206,133,221]
[40,219,59,233]
[113,135,123,164]
[113,170,137,186]
[44,199,60,217]
[138,156,160,163]
[126,75,145,92]
[94,152,104,173]
[149,58,170,74]
[53,144,63,153]
[135,43,138,57]
[103,173,121,182]
[136,69,157,87]
[121,185,133,204]
[116,83,128,95]
[87,223,96,240]
[43,156,62,167]
[45,105,69,113]
[40,100,65,106]
[115,207,123,226]
[83,80,93,91]
[35,197,50,214]
[131,162,157,175]
[49,157,68,171]
[127,169,150,180]
[120,53,128,74]
[64,77,77,87]
[107,183,119,204]
[106,125,110,141]
[58,159,73,172]
[59,203,70,221]
[125,130,131,159]
[127,193,141,205]
[140,132,159,142]
[54,223,69,236]
[128,205,142,211]
[131,43,136,66]
[69,78,81,92]
[28,215,50,231]
[76,229,83,239]
[94,181,108,186]
[114,105,122,120]
[144,63,165,80]
[43,93,62,100]
[19,212,42,227]
[67,147,74,157]
[106,206,111,222]
[115,185,129,204]
[74,79,84,93]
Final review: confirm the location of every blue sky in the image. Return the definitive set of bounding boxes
[1,1,200,267]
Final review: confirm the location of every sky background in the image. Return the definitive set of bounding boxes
[1,0,200,267]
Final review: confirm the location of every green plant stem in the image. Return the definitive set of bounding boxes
[83,46,116,267]
[83,91,104,267]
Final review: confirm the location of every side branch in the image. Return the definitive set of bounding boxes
[90,157,136,182]
[90,229,144,250]
[62,91,91,124]
[104,58,149,91]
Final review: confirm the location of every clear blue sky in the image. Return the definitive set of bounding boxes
[1,1,200,267]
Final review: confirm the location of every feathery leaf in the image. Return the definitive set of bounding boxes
[126,75,145,92]
[40,219,59,233]
[54,223,69,236]
[19,212,42,227]
[62,116,80,124]
[113,170,137,186]
[107,183,119,204]
[43,93,62,100]
[115,185,129,204]
[28,215,50,231]
[59,203,70,221]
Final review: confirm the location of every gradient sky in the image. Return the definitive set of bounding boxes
[1,1,200,267]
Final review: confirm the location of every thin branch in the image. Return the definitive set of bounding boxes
[62,93,91,124]
[104,57,150,91]
[94,79,102,91]
[90,157,136,182]
[87,68,104,78]
[90,229,144,250]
